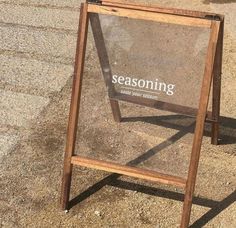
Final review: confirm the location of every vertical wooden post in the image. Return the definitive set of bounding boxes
[89,13,121,122]
[180,21,220,228]
[211,18,224,145]
[110,99,122,122]
[60,3,89,210]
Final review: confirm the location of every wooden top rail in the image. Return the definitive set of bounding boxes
[101,0,224,21]
[88,4,213,28]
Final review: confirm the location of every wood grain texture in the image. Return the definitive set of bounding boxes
[88,4,212,28]
[71,155,186,188]
[180,20,220,228]
[102,0,223,20]
[60,3,89,210]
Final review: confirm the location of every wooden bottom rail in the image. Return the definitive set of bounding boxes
[71,155,186,188]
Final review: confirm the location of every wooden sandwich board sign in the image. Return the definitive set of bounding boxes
[60,1,224,227]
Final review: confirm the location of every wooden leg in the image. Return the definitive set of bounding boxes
[89,14,122,122]
[181,185,194,227]
[211,71,220,145]
[180,21,220,227]
[60,3,89,210]
[211,20,224,145]
[211,122,219,145]
[110,100,121,122]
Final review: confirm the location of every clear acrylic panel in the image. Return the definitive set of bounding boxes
[95,13,211,109]
[75,12,212,179]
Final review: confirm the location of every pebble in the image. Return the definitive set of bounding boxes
[95,210,101,217]
[179,144,184,148]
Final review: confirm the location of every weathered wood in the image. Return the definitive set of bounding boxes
[60,3,89,210]
[88,4,212,28]
[180,20,220,228]
[71,155,186,188]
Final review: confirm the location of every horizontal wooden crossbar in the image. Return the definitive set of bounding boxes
[87,4,212,28]
[110,94,216,122]
[71,155,186,188]
[102,0,224,21]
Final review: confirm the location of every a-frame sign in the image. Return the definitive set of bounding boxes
[60,1,224,227]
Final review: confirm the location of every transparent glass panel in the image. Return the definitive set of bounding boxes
[75,12,212,179]
[93,13,211,110]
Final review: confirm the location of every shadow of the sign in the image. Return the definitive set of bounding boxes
[109,181,236,228]
[69,114,236,225]
[217,116,236,145]
[203,0,236,4]
[126,119,195,167]
[70,174,235,226]
[189,190,236,227]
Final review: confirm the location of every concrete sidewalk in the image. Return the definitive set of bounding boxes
[0,0,235,227]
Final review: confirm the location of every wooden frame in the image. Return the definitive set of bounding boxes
[61,1,224,227]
